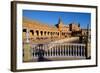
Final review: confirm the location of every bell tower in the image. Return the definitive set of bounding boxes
[58,17,63,31]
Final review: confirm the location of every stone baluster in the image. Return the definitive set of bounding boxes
[78,46,80,56]
[63,45,66,56]
[75,46,77,56]
[33,47,36,57]
[66,45,68,56]
[67,45,69,56]
[53,47,55,56]
[51,48,52,56]
[73,45,75,56]
[72,45,74,56]
[60,45,63,56]
[69,45,71,56]
[48,49,50,56]
[83,46,85,56]
[80,45,83,56]
[55,46,57,56]
[77,46,78,56]
[60,44,62,56]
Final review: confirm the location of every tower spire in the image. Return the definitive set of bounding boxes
[58,17,63,24]
[57,17,63,31]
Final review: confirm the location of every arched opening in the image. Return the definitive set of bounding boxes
[36,30,39,36]
[44,31,46,35]
[23,29,26,32]
[50,32,52,35]
[58,32,59,36]
[40,31,43,36]
[30,30,34,35]
[48,32,49,35]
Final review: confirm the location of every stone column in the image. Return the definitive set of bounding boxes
[23,28,33,62]
[23,43,32,62]
[26,28,30,43]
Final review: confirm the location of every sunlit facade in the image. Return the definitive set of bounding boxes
[22,17,81,44]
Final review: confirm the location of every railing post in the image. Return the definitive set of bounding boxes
[47,49,50,56]
[82,46,84,56]
[83,45,85,57]
[77,46,78,56]
[70,45,72,56]
[49,49,51,56]
[53,47,55,56]
[67,45,69,56]
[51,48,53,56]
[81,45,83,56]
[72,45,73,56]
[55,45,57,56]
[61,45,63,56]
[64,45,65,56]
[78,46,80,56]
[75,45,77,56]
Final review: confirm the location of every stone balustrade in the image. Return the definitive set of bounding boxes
[32,43,86,59]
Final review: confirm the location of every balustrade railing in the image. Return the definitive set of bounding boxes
[32,43,86,58]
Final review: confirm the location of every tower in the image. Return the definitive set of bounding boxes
[57,17,64,38]
[58,17,63,31]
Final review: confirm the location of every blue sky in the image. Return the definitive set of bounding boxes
[23,10,91,29]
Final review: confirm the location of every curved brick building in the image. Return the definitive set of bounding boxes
[22,17,81,44]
